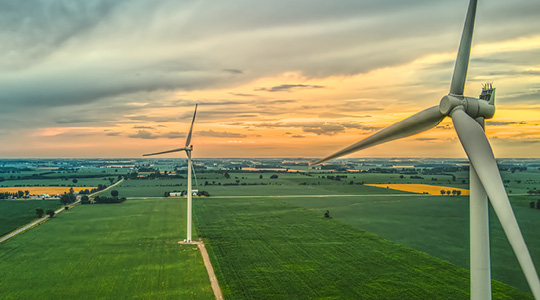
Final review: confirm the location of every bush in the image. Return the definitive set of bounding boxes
[94,196,126,204]
[81,195,90,204]
[36,208,44,218]
[46,209,55,218]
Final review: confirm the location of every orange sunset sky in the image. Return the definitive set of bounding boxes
[1,0,540,159]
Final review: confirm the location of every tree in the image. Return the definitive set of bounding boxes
[259,175,263,179]
[60,193,76,205]
[224,173,231,179]
[81,195,90,204]
[111,190,119,198]
[456,190,462,196]
[46,209,55,218]
[446,190,451,196]
[440,190,445,196]
[270,174,279,179]
[72,178,78,184]
[36,208,44,218]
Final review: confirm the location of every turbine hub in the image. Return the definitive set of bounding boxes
[439,94,464,116]
[440,93,495,119]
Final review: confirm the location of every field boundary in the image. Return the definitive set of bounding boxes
[179,239,223,300]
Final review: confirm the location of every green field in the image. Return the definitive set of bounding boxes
[0,200,62,236]
[4,164,540,299]
[194,197,531,299]
[0,198,214,299]
[281,193,540,292]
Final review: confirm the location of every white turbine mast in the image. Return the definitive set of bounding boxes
[310,0,540,299]
[143,104,198,242]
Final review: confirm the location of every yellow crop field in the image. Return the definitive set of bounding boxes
[0,186,98,195]
[366,184,469,195]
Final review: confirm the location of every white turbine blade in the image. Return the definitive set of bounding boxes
[191,162,199,187]
[449,0,477,96]
[142,147,187,157]
[310,105,445,166]
[185,104,198,147]
[452,108,540,298]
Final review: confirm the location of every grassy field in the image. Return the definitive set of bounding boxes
[0,199,62,236]
[281,192,540,293]
[0,198,214,299]
[194,197,531,299]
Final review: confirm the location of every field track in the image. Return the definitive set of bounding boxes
[180,240,223,300]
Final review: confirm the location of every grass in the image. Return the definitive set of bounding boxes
[0,199,62,236]
[0,198,214,299]
[194,197,531,299]
[282,193,540,293]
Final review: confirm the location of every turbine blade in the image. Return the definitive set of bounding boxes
[142,147,187,157]
[185,104,198,147]
[310,105,445,166]
[449,0,477,96]
[191,161,199,187]
[451,109,540,298]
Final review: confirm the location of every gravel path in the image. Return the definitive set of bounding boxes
[179,239,223,300]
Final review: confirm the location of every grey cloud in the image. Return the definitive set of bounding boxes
[229,92,255,97]
[198,130,247,138]
[222,69,244,74]
[133,126,155,129]
[255,84,325,93]
[252,121,377,136]
[129,130,157,139]
[485,121,526,126]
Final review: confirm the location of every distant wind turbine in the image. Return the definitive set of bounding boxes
[310,0,540,299]
[143,104,198,242]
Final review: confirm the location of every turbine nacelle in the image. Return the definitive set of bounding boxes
[439,93,495,119]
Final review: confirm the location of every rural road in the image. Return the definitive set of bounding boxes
[0,178,124,244]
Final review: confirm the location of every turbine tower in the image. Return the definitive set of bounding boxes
[310,1,540,299]
[143,104,198,242]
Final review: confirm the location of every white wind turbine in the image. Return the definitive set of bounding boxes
[310,0,540,299]
[143,104,198,242]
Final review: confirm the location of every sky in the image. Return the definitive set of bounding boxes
[1,0,540,159]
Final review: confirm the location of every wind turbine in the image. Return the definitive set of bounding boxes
[143,104,198,242]
[310,0,540,299]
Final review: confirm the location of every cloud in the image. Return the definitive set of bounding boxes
[485,121,526,126]
[128,130,157,139]
[222,69,244,74]
[255,84,325,93]
[133,126,155,129]
[198,130,247,138]
[229,92,255,97]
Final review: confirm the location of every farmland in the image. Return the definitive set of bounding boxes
[0,197,214,299]
[194,197,531,299]
[3,157,540,298]
[365,183,470,195]
[0,186,98,195]
[0,199,62,236]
